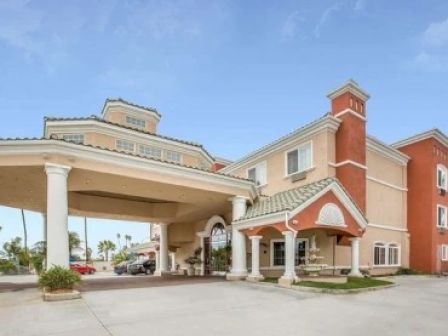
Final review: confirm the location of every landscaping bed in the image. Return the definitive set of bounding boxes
[295,277,393,290]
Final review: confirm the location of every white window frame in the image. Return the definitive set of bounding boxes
[126,115,146,128]
[246,161,267,186]
[437,164,447,191]
[441,245,448,261]
[116,139,135,153]
[437,205,447,228]
[62,134,84,144]
[284,141,313,177]
[165,150,182,164]
[139,145,162,159]
[269,238,309,268]
[373,241,401,267]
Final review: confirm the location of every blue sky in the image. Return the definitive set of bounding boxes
[0,0,447,254]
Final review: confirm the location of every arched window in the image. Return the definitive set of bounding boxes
[437,164,447,190]
[316,203,345,227]
[210,223,228,250]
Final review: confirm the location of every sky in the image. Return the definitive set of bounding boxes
[0,0,447,255]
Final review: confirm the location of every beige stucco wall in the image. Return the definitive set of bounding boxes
[231,130,337,196]
[105,109,158,134]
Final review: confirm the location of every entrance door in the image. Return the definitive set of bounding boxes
[205,223,230,275]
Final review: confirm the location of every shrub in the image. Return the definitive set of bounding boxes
[0,260,17,274]
[395,267,420,275]
[38,266,81,292]
[30,254,45,275]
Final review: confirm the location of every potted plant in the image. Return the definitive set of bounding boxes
[184,247,202,276]
[38,266,82,301]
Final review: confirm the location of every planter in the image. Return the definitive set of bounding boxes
[186,265,195,276]
[42,288,81,302]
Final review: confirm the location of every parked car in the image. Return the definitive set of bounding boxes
[128,259,156,275]
[114,261,133,275]
[70,263,96,275]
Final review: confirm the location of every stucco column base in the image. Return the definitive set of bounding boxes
[226,272,248,281]
[348,270,363,277]
[153,270,171,277]
[278,276,297,288]
[246,274,264,282]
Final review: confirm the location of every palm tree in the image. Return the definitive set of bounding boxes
[3,237,23,262]
[84,217,89,264]
[98,240,116,261]
[21,209,28,254]
[68,231,81,256]
[116,233,121,250]
[124,234,132,248]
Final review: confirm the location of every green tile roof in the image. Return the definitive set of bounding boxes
[237,177,339,221]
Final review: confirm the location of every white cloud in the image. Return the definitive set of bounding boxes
[314,3,342,38]
[281,11,303,40]
[406,51,448,72]
[421,17,448,48]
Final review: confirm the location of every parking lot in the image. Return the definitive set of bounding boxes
[0,276,447,336]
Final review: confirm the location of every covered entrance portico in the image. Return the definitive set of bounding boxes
[226,178,368,285]
[0,139,256,274]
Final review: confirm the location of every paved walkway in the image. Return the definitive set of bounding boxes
[0,276,447,336]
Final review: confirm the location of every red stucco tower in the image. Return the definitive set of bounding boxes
[327,80,370,214]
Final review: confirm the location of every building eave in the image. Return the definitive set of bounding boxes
[220,115,341,174]
[392,128,448,149]
[367,135,410,166]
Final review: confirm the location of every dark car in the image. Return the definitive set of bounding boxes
[128,259,156,275]
[114,260,134,275]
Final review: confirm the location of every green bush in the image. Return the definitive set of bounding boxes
[30,254,45,275]
[0,260,17,274]
[395,267,421,275]
[38,266,81,292]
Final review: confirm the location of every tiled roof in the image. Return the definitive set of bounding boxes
[237,177,366,222]
[103,98,162,118]
[44,115,215,159]
[0,137,252,183]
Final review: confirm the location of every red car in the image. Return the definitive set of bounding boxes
[70,263,96,275]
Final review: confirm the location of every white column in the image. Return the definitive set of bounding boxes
[45,163,71,269]
[155,250,160,272]
[196,232,207,276]
[349,237,362,277]
[247,236,263,281]
[279,230,296,286]
[155,223,169,275]
[227,196,248,280]
[170,252,176,272]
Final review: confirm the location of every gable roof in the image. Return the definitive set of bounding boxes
[392,128,448,149]
[234,177,368,230]
[220,114,341,173]
[102,98,162,119]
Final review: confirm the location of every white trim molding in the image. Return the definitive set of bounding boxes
[368,223,408,232]
[367,135,410,166]
[328,160,367,170]
[392,128,448,149]
[334,108,367,121]
[366,175,408,192]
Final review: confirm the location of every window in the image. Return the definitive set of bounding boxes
[116,139,135,153]
[437,165,447,190]
[388,244,400,266]
[126,116,146,128]
[62,134,84,144]
[286,142,312,176]
[139,145,162,159]
[437,205,447,228]
[272,241,285,266]
[270,238,308,267]
[374,243,386,266]
[442,245,448,261]
[166,150,181,163]
[246,161,267,186]
[210,223,228,250]
[374,242,401,266]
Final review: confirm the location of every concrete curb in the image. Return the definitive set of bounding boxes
[236,279,398,295]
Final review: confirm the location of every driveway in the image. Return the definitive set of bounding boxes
[0,276,447,336]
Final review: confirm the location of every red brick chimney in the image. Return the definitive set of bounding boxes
[327,80,370,214]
